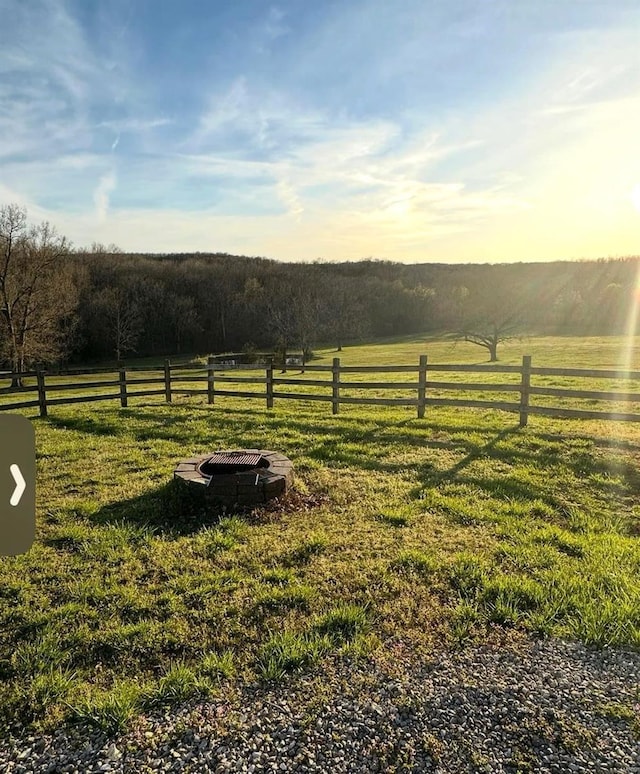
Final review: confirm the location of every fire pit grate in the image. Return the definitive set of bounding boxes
[174,449,294,507]
[206,452,263,468]
[199,452,268,476]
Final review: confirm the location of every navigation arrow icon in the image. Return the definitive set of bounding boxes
[10,464,25,507]
[1,415,35,555]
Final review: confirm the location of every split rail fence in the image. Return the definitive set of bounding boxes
[2,355,640,427]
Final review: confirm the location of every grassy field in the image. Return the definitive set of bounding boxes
[1,335,639,734]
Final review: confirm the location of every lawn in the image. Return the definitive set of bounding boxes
[1,335,639,734]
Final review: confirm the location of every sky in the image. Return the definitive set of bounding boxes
[0,0,639,263]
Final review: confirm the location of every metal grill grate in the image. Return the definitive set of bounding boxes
[206,452,262,468]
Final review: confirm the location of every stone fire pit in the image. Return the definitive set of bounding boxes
[174,449,294,507]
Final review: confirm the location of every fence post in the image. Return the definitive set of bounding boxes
[519,355,531,428]
[118,367,128,408]
[36,368,47,418]
[417,354,427,418]
[207,356,215,405]
[164,359,172,403]
[266,357,274,409]
[332,357,340,415]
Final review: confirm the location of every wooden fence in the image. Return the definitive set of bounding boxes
[1,355,640,426]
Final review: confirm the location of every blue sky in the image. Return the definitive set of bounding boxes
[1,0,639,261]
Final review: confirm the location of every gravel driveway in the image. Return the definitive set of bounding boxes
[2,637,639,773]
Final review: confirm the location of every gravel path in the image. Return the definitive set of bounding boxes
[2,638,639,773]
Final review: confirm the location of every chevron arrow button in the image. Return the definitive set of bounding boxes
[0,415,35,555]
[10,464,26,507]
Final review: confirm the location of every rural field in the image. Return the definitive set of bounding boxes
[1,335,639,768]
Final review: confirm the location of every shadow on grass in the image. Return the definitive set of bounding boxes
[45,403,640,506]
[46,406,275,447]
[87,480,224,536]
[46,413,128,437]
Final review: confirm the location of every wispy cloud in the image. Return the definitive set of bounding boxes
[98,117,172,132]
[1,0,639,262]
[93,171,117,222]
[276,178,304,217]
[263,6,290,41]
[193,77,250,144]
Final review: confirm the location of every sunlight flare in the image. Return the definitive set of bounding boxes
[621,261,640,374]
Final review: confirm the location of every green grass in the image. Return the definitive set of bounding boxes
[376,506,413,527]
[1,334,639,733]
[199,650,236,680]
[258,631,332,680]
[313,603,370,643]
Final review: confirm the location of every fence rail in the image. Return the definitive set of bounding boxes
[1,355,640,426]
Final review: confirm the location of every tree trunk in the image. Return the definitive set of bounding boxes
[489,342,498,361]
[220,308,227,349]
[11,352,24,388]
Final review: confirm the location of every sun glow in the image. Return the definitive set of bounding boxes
[631,184,640,213]
[621,262,640,375]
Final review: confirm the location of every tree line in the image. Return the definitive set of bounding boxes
[1,203,639,371]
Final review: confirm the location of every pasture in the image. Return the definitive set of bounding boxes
[1,335,639,733]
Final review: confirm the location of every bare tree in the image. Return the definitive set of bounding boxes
[94,286,142,361]
[266,298,297,372]
[461,318,519,362]
[261,274,324,371]
[0,204,78,384]
[167,293,200,354]
[321,277,368,351]
[452,284,521,362]
[292,279,323,365]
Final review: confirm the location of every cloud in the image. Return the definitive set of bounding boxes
[2,0,639,263]
[0,1,115,166]
[276,179,304,217]
[93,171,117,221]
[100,118,170,153]
[263,6,290,41]
[0,182,33,210]
[193,78,250,143]
[179,90,508,230]
[98,117,172,132]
